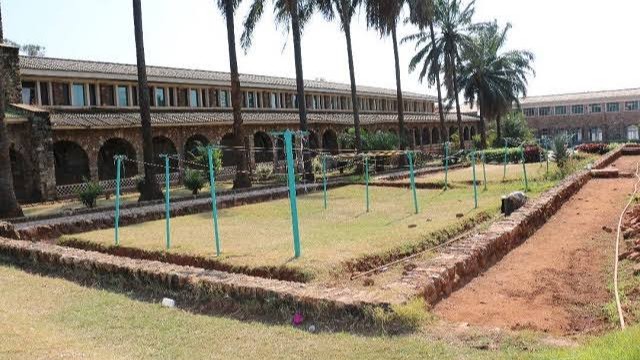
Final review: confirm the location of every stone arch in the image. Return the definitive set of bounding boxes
[184,134,209,160]
[413,128,421,146]
[152,136,178,173]
[53,140,90,185]
[422,128,431,145]
[253,131,273,163]
[432,128,440,144]
[463,126,470,141]
[470,126,477,137]
[307,131,320,157]
[449,126,457,140]
[219,133,236,167]
[9,147,26,200]
[322,129,339,155]
[98,138,138,180]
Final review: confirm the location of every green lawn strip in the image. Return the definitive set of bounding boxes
[1,264,638,360]
[62,183,545,283]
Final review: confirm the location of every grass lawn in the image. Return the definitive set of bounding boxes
[22,183,235,218]
[0,264,638,360]
[410,162,560,185]
[64,181,554,282]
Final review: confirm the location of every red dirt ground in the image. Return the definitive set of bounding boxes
[434,156,640,335]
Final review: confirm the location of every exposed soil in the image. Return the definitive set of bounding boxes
[435,156,640,335]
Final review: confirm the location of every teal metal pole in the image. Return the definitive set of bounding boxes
[284,131,302,258]
[444,142,449,190]
[407,152,419,214]
[481,152,487,191]
[503,138,508,181]
[365,155,370,213]
[207,147,221,256]
[114,156,122,246]
[472,149,478,209]
[322,154,327,210]
[162,155,171,250]
[521,146,529,192]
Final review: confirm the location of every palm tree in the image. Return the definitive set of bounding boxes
[315,0,363,153]
[437,0,475,150]
[405,0,447,144]
[364,0,408,151]
[132,0,163,201]
[458,21,534,148]
[217,0,252,189]
[241,0,315,181]
[0,2,23,219]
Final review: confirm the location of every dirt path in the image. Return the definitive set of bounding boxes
[434,156,640,335]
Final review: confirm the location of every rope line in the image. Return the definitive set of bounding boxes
[613,162,640,330]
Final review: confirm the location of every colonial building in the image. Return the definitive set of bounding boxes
[2,44,479,202]
[521,88,640,144]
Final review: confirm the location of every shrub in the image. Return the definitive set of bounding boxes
[183,169,206,195]
[77,178,103,208]
[553,135,570,168]
[576,143,609,155]
[478,144,542,164]
[255,163,273,181]
[502,111,533,142]
[185,145,222,175]
[339,128,400,152]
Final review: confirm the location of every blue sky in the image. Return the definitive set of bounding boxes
[4,0,640,97]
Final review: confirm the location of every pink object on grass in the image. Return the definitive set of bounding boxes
[292,312,304,326]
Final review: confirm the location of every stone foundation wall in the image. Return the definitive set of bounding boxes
[0,237,387,327]
[400,146,624,305]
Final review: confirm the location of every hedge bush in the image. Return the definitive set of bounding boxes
[576,143,609,155]
[477,145,543,164]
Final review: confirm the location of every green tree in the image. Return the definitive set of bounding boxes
[501,111,532,142]
[241,0,315,181]
[132,0,163,201]
[436,0,476,150]
[0,2,24,218]
[364,0,408,151]
[216,0,252,189]
[458,21,534,148]
[315,0,363,153]
[405,0,447,144]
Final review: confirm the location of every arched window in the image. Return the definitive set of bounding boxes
[627,125,639,141]
[53,141,90,185]
[98,138,138,180]
[253,132,273,163]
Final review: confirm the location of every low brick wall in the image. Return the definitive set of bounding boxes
[0,237,390,327]
[0,222,17,240]
[15,181,348,241]
[399,146,624,305]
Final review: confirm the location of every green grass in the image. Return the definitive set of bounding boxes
[0,264,638,360]
[411,162,560,185]
[64,181,552,282]
[22,183,235,218]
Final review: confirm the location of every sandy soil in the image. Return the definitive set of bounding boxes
[434,156,640,335]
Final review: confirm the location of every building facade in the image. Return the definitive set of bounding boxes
[3,45,479,202]
[521,88,640,144]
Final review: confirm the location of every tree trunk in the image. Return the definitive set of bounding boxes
[225,1,251,189]
[133,0,162,202]
[344,23,362,154]
[391,25,406,155]
[450,51,464,150]
[290,2,313,181]
[496,114,502,145]
[429,21,446,145]
[478,93,487,149]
